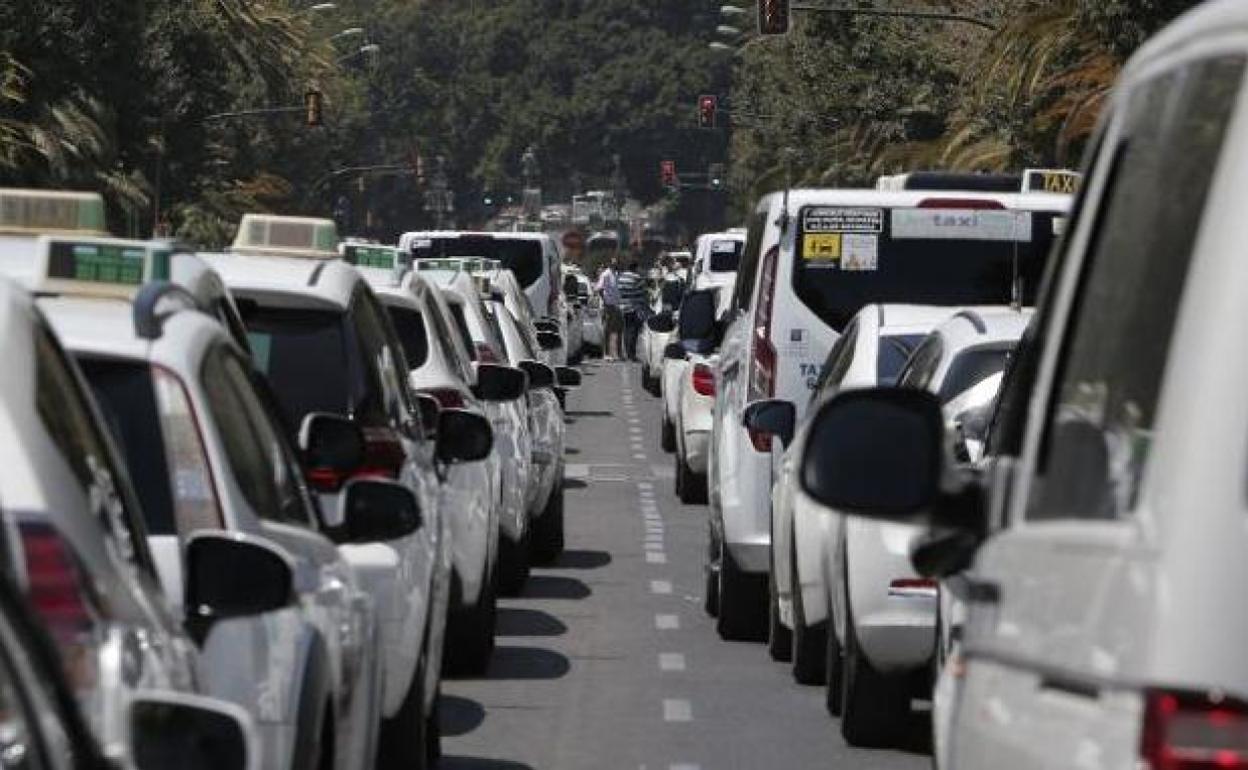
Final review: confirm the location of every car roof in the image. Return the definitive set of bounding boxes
[932,307,1033,352]
[398,229,556,252]
[201,251,361,310]
[1128,0,1248,76]
[753,187,1073,215]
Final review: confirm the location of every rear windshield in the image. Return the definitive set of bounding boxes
[410,235,544,288]
[940,344,1012,403]
[793,205,1062,331]
[877,334,926,386]
[242,307,357,428]
[708,239,743,272]
[77,359,176,536]
[385,306,430,369]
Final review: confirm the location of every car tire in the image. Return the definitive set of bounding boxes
[497,529,531,596]
[425,685,442,765]
[530,481,565,564]
[767,544,793,662]
[840,600,909,748]
[825,617,844,717]
[704,530,721,617]
[790,543,827,685]
[676,453,707,504]
[716,546,767,642]
[660,413,676,453]
[378,641,429,770]
[444,568,496,677]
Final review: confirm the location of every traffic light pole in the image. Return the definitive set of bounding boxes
[790,3,998,31]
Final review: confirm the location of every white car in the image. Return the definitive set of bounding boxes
[206,215,482,767]
[639,310,677,396]
[707,183,1072,642]
[799,8,1247,766]
[572,272,605,355]
[690,230,744,300]
[674,349,717,504]
[560,267,585,362]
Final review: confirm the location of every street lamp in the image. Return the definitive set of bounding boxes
[716,24,745,38]
[337,43,380,64]
[720,4,748,16]
[329,27,364,43]
[305,3,336,13]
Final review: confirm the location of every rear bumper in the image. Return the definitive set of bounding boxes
[682,429,710,473]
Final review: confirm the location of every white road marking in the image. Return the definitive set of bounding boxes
[651,580,673,595]
[645,540,664,551]
[628,417,640,424]
[669,764,701,770]
[629,426,642,433]
[659,653,686,672]
[663,699,693,722]
[646,551,667,564]
[633,453,647,460]
[565,463,589,479]
[637,481,654,490]
[655,614,680,629]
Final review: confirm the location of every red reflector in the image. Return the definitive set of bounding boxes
[691,363,715,397]
[1142,690,1248,769]
[887,578,938,598]
[916,197,1006,210]
[361,427,407,480]
[421,388,466,410]
[306,467,349,493]
[18,521,93,638]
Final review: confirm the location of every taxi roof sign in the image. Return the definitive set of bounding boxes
[29,236,170,299]
[231,214,339,259]
[341,243,398,269]
[415,256,495,273]
[1022,169,1081,195]
[0,189,107,235]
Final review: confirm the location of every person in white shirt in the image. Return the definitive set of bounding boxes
[596,260,622,360]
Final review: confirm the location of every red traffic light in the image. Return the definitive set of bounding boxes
[758,0,790,36]
[698,95,718,129]
[660,160,677,188]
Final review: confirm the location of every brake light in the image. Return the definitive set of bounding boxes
[1141,690,1248,769]
[916,197,1006,210]
[420,388,466,410]
[692,363,716,397]
[360,426,407,480]
[19,521,94,637]
[306,467,349,493]
[475,341,499,364]
[887,578,938,598]
[748,246,779,451]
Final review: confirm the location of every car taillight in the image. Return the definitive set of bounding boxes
[475,342,499,364]
[887,578,938,598]
[421,388,466,410]
[19,521,94,637]
[692,363,716,397]
[360,427,407,480]
[1141,690,1248,769]
[747,246,779,451]
[916,197,1006,210]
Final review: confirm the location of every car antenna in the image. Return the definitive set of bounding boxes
[777,146,798,232]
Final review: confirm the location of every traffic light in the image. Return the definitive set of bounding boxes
[758,0,790,36]
[660,160,677,189]
[708,163,725,190]
[697,95,718,129]
[305,89,324,127]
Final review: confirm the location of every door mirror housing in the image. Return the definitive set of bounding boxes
[299,413,364,473]
[743,399,796,449]
[474,363,528,402]
[130,691,257,770]
[555,366,582,388]
[518,360,555,390]
[799,388,944,520]
[663,341,686,361]
[646,313,676,333]
[678,289,717,342]
[436,408,494,463]
[536,330,563,351]
[336,478,422,543]
[184,534,295,644]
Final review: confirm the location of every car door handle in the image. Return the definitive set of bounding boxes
[1038,675,1100,700]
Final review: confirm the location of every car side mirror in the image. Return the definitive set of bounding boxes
[518,360,555,390]
[678,289,717,342]
[436,408,493,463]
[130,691,256,770]
[412,393,441,437]
[184,534,295,645]
[799,388,944,520]
[474,363,528,402]
[299,413,364,492]
[536,330,563,351]
[646,313,676,333]
[555,366,582,388]
[743,399,796,449]
[663,341,686,361]
[336,478,422,543]
[534,319,560,334]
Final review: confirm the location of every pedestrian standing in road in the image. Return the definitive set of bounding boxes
[618,260,648,361]
[596,259,622,360]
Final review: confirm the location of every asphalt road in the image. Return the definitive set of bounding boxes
[438,360,930,770]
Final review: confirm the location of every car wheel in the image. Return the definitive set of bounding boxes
[704,531,720,618]
[840,600,909,748]
[716,546,767,641]
[767,544,793,662]
[790,541,827,685]
[378,642,429,770]
[660,414,676,453]
[825,617,844,717]
[425,685,442,765]
[497,528,531,596]
[531,480,565,564]
[444,568,496,676]
[676,453,707,504]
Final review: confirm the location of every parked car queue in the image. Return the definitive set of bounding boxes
[0,189,587,770]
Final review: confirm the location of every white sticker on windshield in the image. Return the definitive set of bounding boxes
[412,238,432,250]
[842,234,878,271]
[711,240,738,253]
[892,209,1032,242]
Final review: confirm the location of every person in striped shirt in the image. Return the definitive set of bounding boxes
[618,260,649,361]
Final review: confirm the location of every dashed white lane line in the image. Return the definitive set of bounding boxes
[650,580,673,595]
[646,551,667,564]
[655,614,680,630]
[663,699,693,722]
[669,764,701,770]
[644,540,665,551]
[633,453,648,460]
[637,481,653,490]
[659,653,686,672]
[628,417,640,424]
[629,426,643,433]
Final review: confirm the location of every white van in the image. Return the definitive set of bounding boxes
[798,2,1248,766]
[708,185,1070,640]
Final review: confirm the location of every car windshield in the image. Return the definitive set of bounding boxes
[708,239,743,272]
[793,206,1062,331]
[877,334,927,386]
[939,344,1013,403]
[241,307,357,429]
[384,305,430,369]
[411,235,544,288]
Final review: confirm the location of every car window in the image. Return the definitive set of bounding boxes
[732,208,769,312]
[1026,54,1245,522]
[350,288,417,430]
[939,344,1013,404]
[200,347,315,527]
[421,291,473,382]
[446,302,479,361]
[813,319,858,396]
[708,239,743,272]
[897,334,944,392]
[243,306,359,429]
[412,235,544,287]
[385,306,430,369]
[877,334,927,387]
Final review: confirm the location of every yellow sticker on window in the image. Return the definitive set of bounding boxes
[803,233,841,262]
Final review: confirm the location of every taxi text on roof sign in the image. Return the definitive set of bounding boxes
[231,214,339,259]
[0,189,107,235]
[1022,169,1081,195]
[36,236,170,299]
[342,243,398,269]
